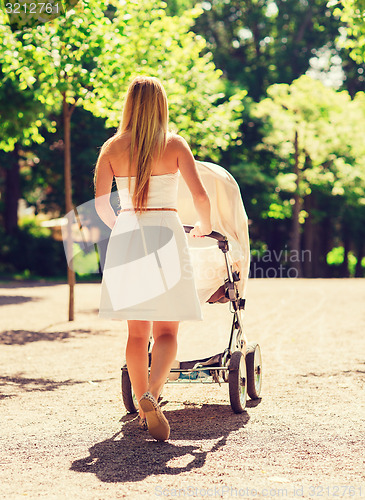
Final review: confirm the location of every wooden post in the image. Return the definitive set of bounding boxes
[63,92,75,321]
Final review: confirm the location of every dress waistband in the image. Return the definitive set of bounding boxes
[118,208,177,213]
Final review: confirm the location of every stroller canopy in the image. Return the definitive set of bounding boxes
[177,161,250,305]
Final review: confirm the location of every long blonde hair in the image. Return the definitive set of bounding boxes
[117,76,169,213]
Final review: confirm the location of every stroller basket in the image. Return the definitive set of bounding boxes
[168,352,223,383]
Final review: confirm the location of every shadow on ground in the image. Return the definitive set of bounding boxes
[0,374,114,400]
[0,328,96,345]
[71,404,249,483]
[0,295,42,306]
[0,374,85,392]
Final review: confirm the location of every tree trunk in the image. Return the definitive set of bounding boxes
[63,93,76,321]
[340,226,351,278]
[4,143,20,234]
[322,217,332,277]
[290,130,302,277]
[312,229,321,277]
[303,193,313,277]
[355,240,364,277]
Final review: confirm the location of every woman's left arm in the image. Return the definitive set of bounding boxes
[94,147,117,230]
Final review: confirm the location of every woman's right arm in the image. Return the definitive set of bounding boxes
[94,146,117,230]
[175,136,212,237]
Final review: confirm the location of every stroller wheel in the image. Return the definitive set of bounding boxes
[246,343,262,399]
[121,365,138,414]
[228,351,247,413]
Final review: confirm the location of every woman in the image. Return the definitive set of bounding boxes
[94,76,212,441]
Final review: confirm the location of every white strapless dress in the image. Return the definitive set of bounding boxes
[98,172,203,321]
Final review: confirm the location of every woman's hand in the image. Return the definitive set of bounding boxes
[189,221,212,238]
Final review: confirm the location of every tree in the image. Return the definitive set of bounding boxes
[188,0,342,101]
[88,0,246,161]
[331,0,365,63]
[1,0,119,319]
[1,0,245,314]
[253,75,365,276]
[0,13,55,233]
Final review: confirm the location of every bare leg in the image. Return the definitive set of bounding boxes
[148,320,179,400]
[126,320,151,419]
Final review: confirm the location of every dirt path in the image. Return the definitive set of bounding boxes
[1,278,364,499]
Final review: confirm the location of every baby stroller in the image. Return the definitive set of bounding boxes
[121,161,262,414]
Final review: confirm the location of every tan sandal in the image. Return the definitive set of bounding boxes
[139,392,170,441]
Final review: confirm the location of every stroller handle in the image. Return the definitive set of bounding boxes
[183,225,226,242]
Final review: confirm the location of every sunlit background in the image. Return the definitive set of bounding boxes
[1,0,364,284]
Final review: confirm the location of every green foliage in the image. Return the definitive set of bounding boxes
[4,0,243,161]
[327,245,345,265]
[0,12,55,152]
[72,243,99,276]
[6,0,81,31]
[22,108,112,214]
[327,246,363,276]
[251,74,365,276]
[94,0,246,160]
[1,0,244,185]
[1,0,114,108]
[1,0,365,279]
[18,215,52,237]
[263,201,292,221]
[253,75,365,206]
[190,0,343,100]
[164,0,196,16]
[330,0,365,64]
[0,0,246,248]
[0,215,100,278]
[0,220,66,277]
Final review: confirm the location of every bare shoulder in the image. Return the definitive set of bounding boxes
[99,136,114,156]
[166,132,191,152]
[101,133,129,155]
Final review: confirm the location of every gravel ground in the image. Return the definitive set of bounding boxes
[0,278,364,499]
